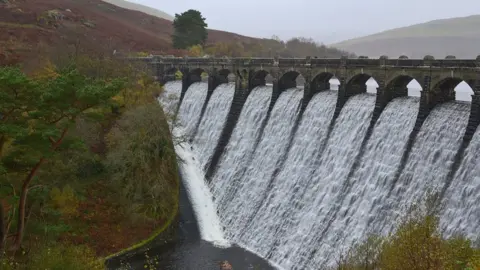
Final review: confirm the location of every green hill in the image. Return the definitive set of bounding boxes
[331,15,480,59]
[101,0,174,21]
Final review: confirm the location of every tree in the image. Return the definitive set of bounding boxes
[0,65,124,250]
[172,9,208,49]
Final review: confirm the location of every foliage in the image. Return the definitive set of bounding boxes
[172,9,208,49]
[106,104,179,222]
[187,44,204,57]
[26,244,103,270]
[335,197,480,270]
[0,65,124,250]
[49,185,79,218]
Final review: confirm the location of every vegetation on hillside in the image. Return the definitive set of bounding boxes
[0,52,179,268]
[185,36,354,58]
[335,196,480,270]
[172,9,208,49]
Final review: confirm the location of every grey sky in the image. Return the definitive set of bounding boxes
[129,0,480,44]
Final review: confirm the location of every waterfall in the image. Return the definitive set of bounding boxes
[193,83,235,170]
[210,86,273,217]
[236,91,338,259]
[267,94,376,269]
[162,79,479,269]
[177,82,208,138]
[385,102,470,228]
[323,97,420,261]
[218,88,304,242]
[158,81,182,115]
[162,82,229,246]
[441,126,480,241]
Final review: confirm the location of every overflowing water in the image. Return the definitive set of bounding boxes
[386,102,470,227]
[236,91,338,260]
[177,82,208,138]
[210,86,273,215]
[325,97,420,258]
[158,81,182,115]
[193,83,235,170]
[441,126,480,241]
[266,94,376,269]
[218,88,303,242]
[162,79,478,269]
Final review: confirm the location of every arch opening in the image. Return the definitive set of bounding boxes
[454,81,474,102]
[188,67,207,83]
[346,73,373,96]
[164,67,182,81]
[386,75,418,98]
[279,70,301,91]
[431,77,463,104]
[312,72,334,92]
[251,70,270,89]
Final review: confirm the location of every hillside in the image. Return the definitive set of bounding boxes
[101,0,174,21]
[0,0,350,66]
[0,0,259,64]
[331,15,480,58]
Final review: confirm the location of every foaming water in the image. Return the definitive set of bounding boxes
[210,86,273,214]
[193,83,235,170]
[177,82,208,138]
[174,133,230,247]
[387,102,470,226]
[326,97,420,260]
[441,126,480,240]
[269,94,376,269]
[219,88,303,242]
[237,91,338,258]
[159,81,182,115]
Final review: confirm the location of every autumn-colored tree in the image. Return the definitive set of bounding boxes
[172,9,208,49]
[0,65,124,250]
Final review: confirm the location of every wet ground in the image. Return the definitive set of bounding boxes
[106,174,276,270]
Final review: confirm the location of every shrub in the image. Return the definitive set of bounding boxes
[106,104,179,222]
[26,244,103,270]
[336,197,480,270]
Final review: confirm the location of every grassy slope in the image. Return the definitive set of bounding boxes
[331,15,480,58]
[0,0,258,63]
[101,0,174,21]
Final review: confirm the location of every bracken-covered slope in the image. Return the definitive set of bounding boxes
[331,15,480,58]
[0,0,258,62]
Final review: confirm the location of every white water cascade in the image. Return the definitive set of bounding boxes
[267,94,376,269]
[210,86,273,215]
[218,88,304,241]
[162,82,229,247]
[161,79,479,269]
[386,102,470,228]
[326,97,420,260]
[237,91,338,259]
[177,82,208,138]
[158,81,182,115]
[442,126,480,241]
[193,83,235,170]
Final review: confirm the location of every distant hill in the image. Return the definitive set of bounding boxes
[331,15,480,59]
[101,0,174,21]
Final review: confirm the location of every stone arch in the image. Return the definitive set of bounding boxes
[345,73,373,96]
[249,70,270,90]
[430,77,464,105]
[216,68,234,84]
[311,72,334,93]
[188,67,207,82]
[385,75,416,100]
[279,70,302,91]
